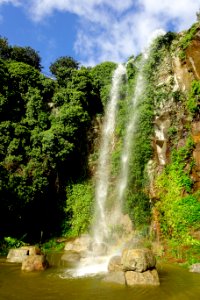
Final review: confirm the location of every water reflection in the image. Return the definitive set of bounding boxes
[0,258,200,300]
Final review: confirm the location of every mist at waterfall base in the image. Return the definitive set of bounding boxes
[66,30,165,278]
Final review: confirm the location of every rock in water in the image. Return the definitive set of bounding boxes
[108,256,123,272]
[21,254,49,272]
[189,263,200,273]
[7,246,41,263]
[125,269,160,286]
[121,248,156,272]
[103,271,126,285]
[64,234,91,253]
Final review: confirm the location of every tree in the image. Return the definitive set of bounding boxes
[49,56,79,84]
[10,46,42,71]
[0,37,11,60]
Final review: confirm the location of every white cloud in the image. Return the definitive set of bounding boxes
[0,0,21,5]
[0,0,199,65]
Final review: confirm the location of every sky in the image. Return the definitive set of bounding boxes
[0,0,199,74]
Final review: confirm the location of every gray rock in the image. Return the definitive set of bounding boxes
[21,254,49,272]
[121,248,156,272]
[103,271,125,285]
[7,246,41,263]
[64,234,91,253]
[108,255,123,272]
[61,251,81,263]
[125,269,160,286]
[189,263,200,273]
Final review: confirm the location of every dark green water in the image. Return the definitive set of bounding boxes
[0,257,200,300]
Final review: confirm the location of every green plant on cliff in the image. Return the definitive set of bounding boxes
[64,181,94,237]
[155,137,200,245]
[178,22,199,60]
[187,80,200,116]
[124,34,173,227]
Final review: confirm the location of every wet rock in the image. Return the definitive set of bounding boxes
[103,271,125,285]
[189,263,200,273]
[125,269,160,286]
[108,256,123,272]
[64,234,91,253]
[61,251,81,263]
[21,254,49,272]
[7,246,41,263]
[91,242,108,256]
[121,248,156,272]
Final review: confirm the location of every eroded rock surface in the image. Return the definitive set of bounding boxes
[21,254,49,272]
[125,269,160,286]
[121,248,156,272]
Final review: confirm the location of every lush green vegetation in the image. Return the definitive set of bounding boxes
[0,25,200,267]
[155,137,200,263]
[0,37,114,250]
[187,80,200,116]
[178,22,199,60]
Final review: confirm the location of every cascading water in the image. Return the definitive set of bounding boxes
[92,64,127,246]
[116,30,165,208]
[70,64,127,277]
[69,31,165,278]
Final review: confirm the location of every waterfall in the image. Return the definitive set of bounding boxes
[116,59,146,208]
[92,63,126,246]
[69,31,165,278]
[116,30,165,208]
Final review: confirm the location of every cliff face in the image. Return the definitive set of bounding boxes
[148,25,200,253]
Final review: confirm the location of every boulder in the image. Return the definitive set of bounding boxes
[125,269,160,286]
[103,271,125,285]
[64,234,91,253]
[7,246,41,263]
[61,251,81,263]
[121,248,156,272]
[189,263,200,273]
[108,256,123,272]
[21,254,49,272]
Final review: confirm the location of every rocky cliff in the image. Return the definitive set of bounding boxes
[147,23,200,259]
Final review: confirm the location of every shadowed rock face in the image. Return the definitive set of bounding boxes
[21,254,49,272]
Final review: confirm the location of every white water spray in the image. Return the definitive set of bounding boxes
[92,63,126,245]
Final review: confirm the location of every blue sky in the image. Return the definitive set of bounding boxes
[0,0,199,74]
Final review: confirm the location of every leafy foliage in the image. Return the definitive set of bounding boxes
[64,181,94,237]
[187,80,200,116]
[155,138,198,243]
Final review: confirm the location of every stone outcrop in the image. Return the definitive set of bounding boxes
[103,271,125,285]
[121,248,156,272]
[191,121,200,190]
[64,234,91,253]
[7,246,41,263]
[189,263,200,273]
[125,269,160,286]
[61,251,81,263]
[7,245,49,272]
[108,255,123,272]
[21,254,49,272]
[106,248,160,286]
